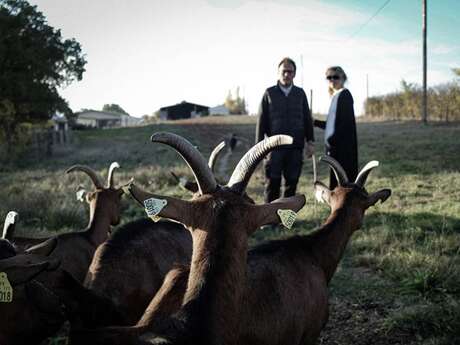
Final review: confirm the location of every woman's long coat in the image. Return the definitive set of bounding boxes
[315,89,358,188]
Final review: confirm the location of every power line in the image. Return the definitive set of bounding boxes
[347,0,392,41]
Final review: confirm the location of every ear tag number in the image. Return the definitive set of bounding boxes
[144,198,167,222]
[0,272,13,303]
[277,209,297,229]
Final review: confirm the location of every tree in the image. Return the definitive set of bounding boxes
[224,87,247,115]
[0,0,86,154]
[102,104,129,115]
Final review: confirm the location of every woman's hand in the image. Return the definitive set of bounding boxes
[305,141,315,158]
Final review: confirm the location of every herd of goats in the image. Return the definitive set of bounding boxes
[0,132,392,345]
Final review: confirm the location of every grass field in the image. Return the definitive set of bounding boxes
[1,115,459,344]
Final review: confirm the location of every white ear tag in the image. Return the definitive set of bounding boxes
[76,189,86,202]
[0,272,13,303]
[144,198,167,222]
[315,189,325,203]
[277,209,297,229]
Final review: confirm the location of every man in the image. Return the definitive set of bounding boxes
[256,57,315,203]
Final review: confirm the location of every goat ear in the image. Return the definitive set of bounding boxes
[250,194,306,231]
[25,237,58,257]
[314,181,331,204]
[367,189,391,208]
[127,182,192,225]
[0,257,51,286]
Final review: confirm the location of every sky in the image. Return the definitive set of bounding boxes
[29,0,460,117]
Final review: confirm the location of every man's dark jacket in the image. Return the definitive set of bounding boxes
[256,84,314,147]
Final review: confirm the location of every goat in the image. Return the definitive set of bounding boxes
[0,161,124,345]
[76,156,390,345]
[0,237,65,345]
[3,162,124,343]
[80,141,228,326]
[29,162,124,283]
[9,162,123,259]
[70,132,306,345]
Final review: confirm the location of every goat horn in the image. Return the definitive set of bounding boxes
[107,162,120,188]
[319,156,349,186]
[355,160,379,187]
[66,165,104,189]
[2,211,18,240]
[151,132,217,195]
[227,135,293,194]
[208,141,226,172]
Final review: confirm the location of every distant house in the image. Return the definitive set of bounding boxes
[159,101,209,120]
[209,104,230,115]
[75,110,141,128]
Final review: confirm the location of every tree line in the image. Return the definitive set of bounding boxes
[364,70,460,122]
[0,0,86,160]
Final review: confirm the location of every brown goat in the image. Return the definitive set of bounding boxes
[76,156,391,345]
[0,237,66,345]
[77,141,227,326]
[9,162,123,259]
[82,218,192,326]
[36,162,124,282]
[0,163,124,345]
[70,132,306,345]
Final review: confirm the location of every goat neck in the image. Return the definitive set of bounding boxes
[179,192,251,344]
[84,190,119,246]
[309,190,360,284]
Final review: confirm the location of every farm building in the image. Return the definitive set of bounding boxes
[159,101,209,120]
[209,104,230,115]
[75,110,141,128]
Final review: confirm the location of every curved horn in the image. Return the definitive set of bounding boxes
[151,132,217,195]
[208,141,226,172]
[227,135,293,194]
[2,211,18,240]
[66,165,104,189]
[355,160,379,187]
[107,162,120,188]
[319,156,349,186]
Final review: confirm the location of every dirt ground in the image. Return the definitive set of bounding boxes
[318,266,417,345]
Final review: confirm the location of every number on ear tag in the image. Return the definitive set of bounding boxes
[0,272,13,303]
[144,198,167,220]
[277,209,297,229]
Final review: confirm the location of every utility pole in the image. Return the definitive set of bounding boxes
[422,0,428,124]
[366,74,369,100]
[300,54,304,88]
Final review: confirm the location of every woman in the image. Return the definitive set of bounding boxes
[314,66,358,189]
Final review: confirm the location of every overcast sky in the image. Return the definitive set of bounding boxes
[29,0,460,117]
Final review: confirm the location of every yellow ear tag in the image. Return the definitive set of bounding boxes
[122,186,131,195]
[277,209,297,229]
[144,198,167,223]
[0,272,13,303]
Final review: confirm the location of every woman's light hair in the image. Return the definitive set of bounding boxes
[326,66,347,95]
